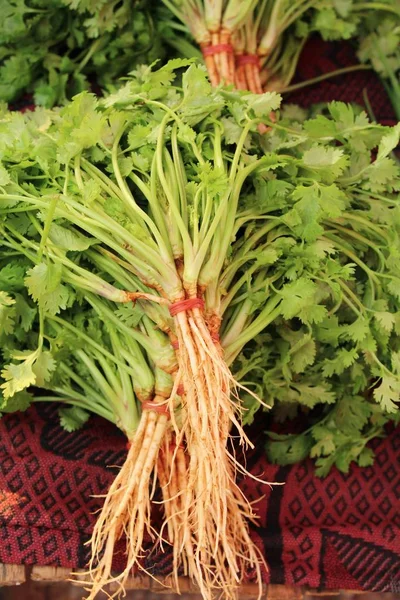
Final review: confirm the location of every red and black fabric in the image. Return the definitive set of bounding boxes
[1,404,399,592]
[1,38,399,592]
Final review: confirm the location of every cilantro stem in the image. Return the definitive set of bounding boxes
[279,65,372,94]
[58,363,109,408]
[24,192,172,290]
[155,112,194,287]
[137,97,205,164]
[323,233,381,287]
[34,395,115,424]
[224,299,282,364]
[86,294,177,373]
[338,213,389,241]
[76,350,120,405]
[222,298,254,348]
[198,155,266,287]
[37,194,59,262]
[76,39,103,74]
[353,3,400,16]
[111,129,179,270]
[171,124,189,228]
[48,317,142,378]
[337,280,365,316]
[328,224,386,272]
[353,188,399,204]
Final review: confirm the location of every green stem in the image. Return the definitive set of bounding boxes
[279,65,372,94]
[111,129,178,270]
[224,298,282,364]
[76,38,103,74]
[34,395,115,424]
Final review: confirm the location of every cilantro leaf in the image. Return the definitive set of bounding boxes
[25,263,71,315]
[59,406,90,432]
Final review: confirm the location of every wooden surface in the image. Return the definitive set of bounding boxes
[0,565,399,599]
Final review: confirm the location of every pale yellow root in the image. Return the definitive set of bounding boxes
[157,439,198,589]
[244,62,257,93]
[172,307,267,600]
[253,64,264,95]
[235,61,248,90]
[211,32,222,82]
[80,408,169,600]
[220,30,233,85]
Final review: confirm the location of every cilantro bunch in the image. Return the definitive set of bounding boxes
[0,0,172,107]
[160,0,366,92]
[0,63,399,479]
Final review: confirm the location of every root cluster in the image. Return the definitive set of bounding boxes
[83,308,267,600]
[82,408,168,599]
[172,307,264,598]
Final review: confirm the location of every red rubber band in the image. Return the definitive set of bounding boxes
[171,339,179,350]
[142,401,169,415]
[202,43,233,57]
[177,384,185,396]
[126,441,132,450]
[169,297,204,317]
[236,54,260,67]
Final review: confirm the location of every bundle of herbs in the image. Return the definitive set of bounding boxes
[0,63,399,599]
[161,0,400,97]
[0,0,174,106]
[160,0,364,91]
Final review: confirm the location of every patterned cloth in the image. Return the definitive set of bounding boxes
[0,38,399,593]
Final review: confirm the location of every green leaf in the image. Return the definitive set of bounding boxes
[0,163,11,186]
[341,318,370,343]
[303,115,337,139]
[322,347,359,377]
[49,223,96,252]
[244,91,282,118]
[32,351,56,387]
[0,263,26,291]
[310,431,336,458]
[294,383,336,408]
[358,447,375,468]
[25,263,71,315]
[392,352,400,375]
[266,432,313,466]
[0,389,32,414]
[318,184,347,218]
[14,293,37,333]
[374,311,395,333]
[335,394,372,435]
[290,337,316,373]
[365,158,399,193]
[59,406,90,432]
[241,393,262,426]
[1,358,36,399]
[302,145,349,180]
[0,291,16,335]
[279,279,317,319]
[373,376,400,413]
[179,64,222,126]
[377,123,400,161]
[115,303,144,327]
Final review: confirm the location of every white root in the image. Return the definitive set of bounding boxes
[81,408,169,600]
[172,306,267,600]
